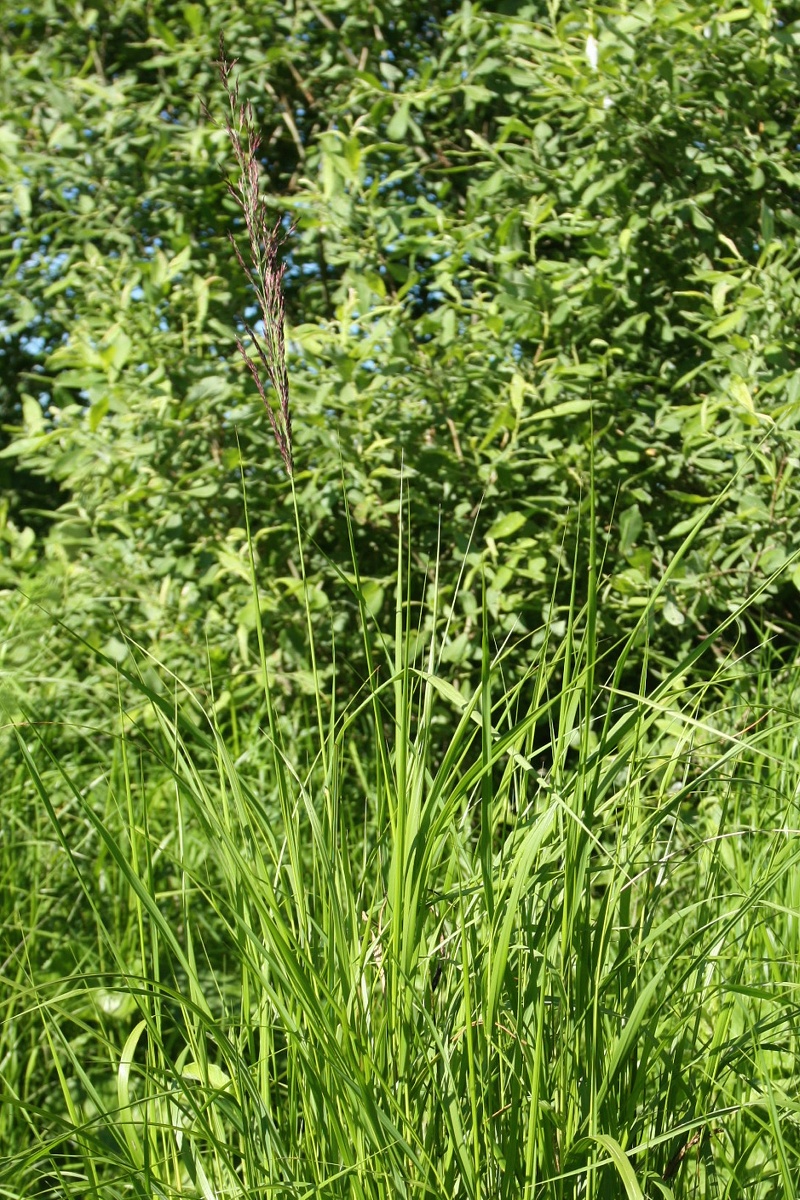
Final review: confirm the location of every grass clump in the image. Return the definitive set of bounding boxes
[4,550,800,1199]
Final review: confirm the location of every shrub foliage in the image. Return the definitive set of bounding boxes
[2,1,800,703]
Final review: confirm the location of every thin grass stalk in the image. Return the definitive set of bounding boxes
[218,45,330,787]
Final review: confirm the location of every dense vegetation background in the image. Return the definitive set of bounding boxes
[3,1,800,1196]
[4,0,800,707]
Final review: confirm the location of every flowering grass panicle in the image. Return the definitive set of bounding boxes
[216,39,294,475]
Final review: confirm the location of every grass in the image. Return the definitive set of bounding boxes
[2,49,800,1199]
[2,496,800,1197]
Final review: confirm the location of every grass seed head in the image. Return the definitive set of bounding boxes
[215,36,294,476]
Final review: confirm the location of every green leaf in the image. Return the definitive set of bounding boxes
[360,579,385,616]
[527,399,593,421]
[182,1062,231,1090]
[486,512,526,540]
[387,102,410,140]
[440,307,456,345]
[588,1136,645,1200]
[100,328,132,372]
[729,374,755,413]
[708,309,746,338]
[619,504,642,556]
[22,394,44,434]
[714,7,753,20]
[89,396,109,431]
[12,181,31,219]
[662,599,685,627]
